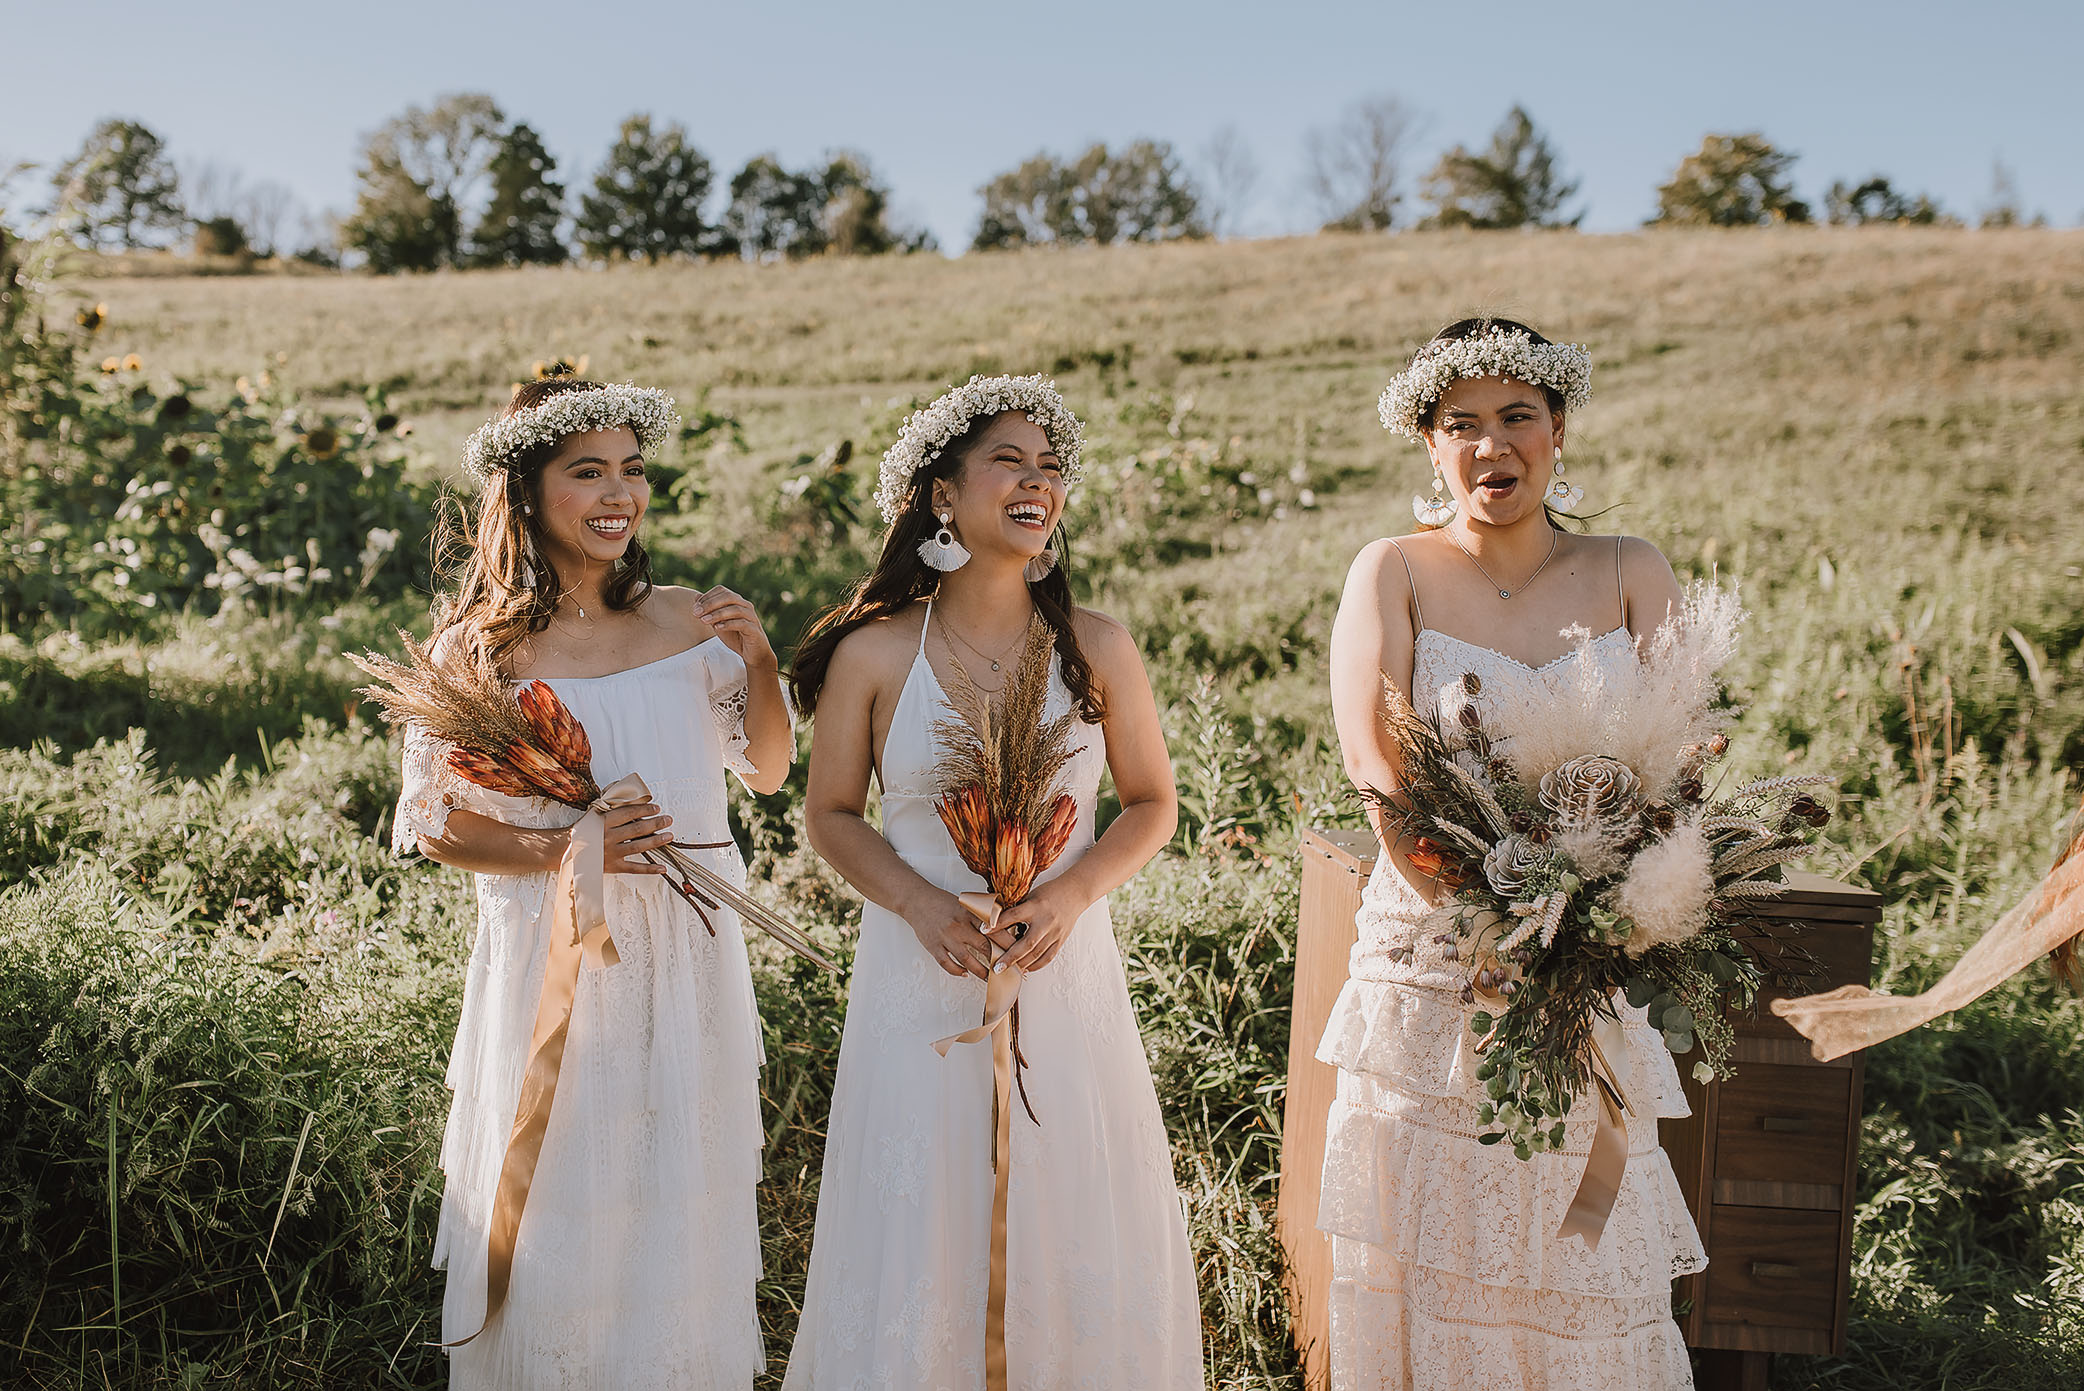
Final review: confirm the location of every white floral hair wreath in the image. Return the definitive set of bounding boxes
[461,383,680,484]
[873,373,1085,523]
[1376,327,1592,442]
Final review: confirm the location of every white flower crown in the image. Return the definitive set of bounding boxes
[1377,328,1592,442]
[873,374,1086,523]
[461,383,680,484]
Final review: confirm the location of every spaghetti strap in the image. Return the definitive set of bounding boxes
[918,597,934,658]
[1386,537,1425,632]
[1613,535,1627,630]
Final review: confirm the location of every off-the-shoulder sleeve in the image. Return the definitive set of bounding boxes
[706,645,795,785]
[392,725,489,856]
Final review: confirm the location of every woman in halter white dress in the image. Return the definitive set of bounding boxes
[1320,320,1707,1390]
[392,379,794,1387]
[784,377,1202,1387]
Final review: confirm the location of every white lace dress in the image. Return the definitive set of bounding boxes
[782,602,1203,1389]
[393,639,772,1390]
[1317,628,1707,1391]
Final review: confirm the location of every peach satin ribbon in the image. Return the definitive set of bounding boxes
[1556,1017,1635,1251]
[932,890,1028,1391]
[443,772,649,1347]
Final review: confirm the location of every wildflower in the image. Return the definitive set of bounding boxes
[101,356,121,373]
[76,302,108,332]
[122,353,143,371]
[305,427,341,459]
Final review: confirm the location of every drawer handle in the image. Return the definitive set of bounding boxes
[1751,1261,1802,1280]
[1761,1116,1813,1134]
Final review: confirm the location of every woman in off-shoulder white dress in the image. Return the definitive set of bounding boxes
[392,378,794,1388]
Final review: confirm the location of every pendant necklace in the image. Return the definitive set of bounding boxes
[943,609,1029,674]
[1448,527,1558,600]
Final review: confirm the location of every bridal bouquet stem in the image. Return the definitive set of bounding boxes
[1369,586,1830,1167]
[926,612,1079,1391]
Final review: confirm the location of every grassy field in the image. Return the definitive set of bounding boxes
[3,226,2082,1388]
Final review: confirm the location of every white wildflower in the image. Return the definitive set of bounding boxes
[1377,327,1593,442]
[872,374,1086,523]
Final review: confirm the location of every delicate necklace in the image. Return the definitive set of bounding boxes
[1447,527,1559,601]
[942,609,1030,674]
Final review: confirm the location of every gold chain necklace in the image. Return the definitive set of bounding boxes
[1447,527,1559,601]
[941,608,1030,674]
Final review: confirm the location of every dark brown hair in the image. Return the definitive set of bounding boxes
[430,378,656,674]
[790,410,1105,723]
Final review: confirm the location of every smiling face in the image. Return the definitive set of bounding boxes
[1423,375,1566,528]
[929,411,1066,565]
[528,425,649,574]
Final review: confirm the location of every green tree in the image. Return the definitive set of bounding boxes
[1652,133,1810,226]
[469,123,567,267]
[49,119,185,251]
[1824,176,1951,226]
[340,93,505,272]
[576,115,717,262]
[971,141,1204,250]
[718,155,825,259]
[1421,106,1582,230]
[818,152,904,256]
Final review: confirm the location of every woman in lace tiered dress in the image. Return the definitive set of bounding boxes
[1320,320,1706,1389]
[782,377,1202,1388]
[391,379,793,1388]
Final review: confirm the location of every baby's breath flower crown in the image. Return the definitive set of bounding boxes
[874,374,1085,524]
[1377,328,1592,443]
[461,383,680,485]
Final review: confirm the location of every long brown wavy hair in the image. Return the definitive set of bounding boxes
[430,378,656,674]
[791,410,1105,724]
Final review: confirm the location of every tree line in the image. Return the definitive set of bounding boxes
[17,95,2043,273]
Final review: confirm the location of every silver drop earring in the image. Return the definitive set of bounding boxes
[1545,447,1584,511]
[1413,468,1459,527]
[917,511,972,572]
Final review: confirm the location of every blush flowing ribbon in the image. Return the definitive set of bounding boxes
[932,890,1028,1391]
[1556,1013,1635,1251]
[442,771,650,1347]
[1771,852,2084,1061]
[1471,965,1634,1251]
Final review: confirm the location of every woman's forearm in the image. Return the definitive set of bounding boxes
[807,808,951,922]
[739,660,794,794]
[1048,795,1175,911]
[418,808,568,877]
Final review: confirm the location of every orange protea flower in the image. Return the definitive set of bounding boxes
[1406,836,1471,891]
[447,747,548,800]
[994,820,1038,905]
[517,681,593,770]
[500,740,592,804]
[936,783,997,882]
[1032,793,1078,872]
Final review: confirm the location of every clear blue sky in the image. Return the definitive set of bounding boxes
[4,0,2077,247]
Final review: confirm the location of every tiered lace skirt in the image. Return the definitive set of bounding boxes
[1315,861,1706,1391]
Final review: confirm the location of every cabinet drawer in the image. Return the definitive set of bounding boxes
[1714,1063,1852,1191]
[1702,1205,1841,1333]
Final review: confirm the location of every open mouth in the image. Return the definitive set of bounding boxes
[1475,473,1518,497]
[1005,501,1049,531]
[585,516,632,538]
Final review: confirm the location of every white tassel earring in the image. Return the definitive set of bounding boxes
[1413,469,1458,527]
[520,503,539,589]
[1023,546,1058,583]
[1545,447,1584,511]
[917,511,971,572]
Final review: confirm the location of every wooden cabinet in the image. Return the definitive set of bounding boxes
[1278,828,1880,1391]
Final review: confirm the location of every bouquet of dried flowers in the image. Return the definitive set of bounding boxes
[1368,586,1829,1166]
[351,633,835,972]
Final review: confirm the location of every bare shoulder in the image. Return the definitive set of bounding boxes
[643,583,719,643]
[1612,534,1679,587]
[1069,605,1139,665]
[828,605,924,685]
